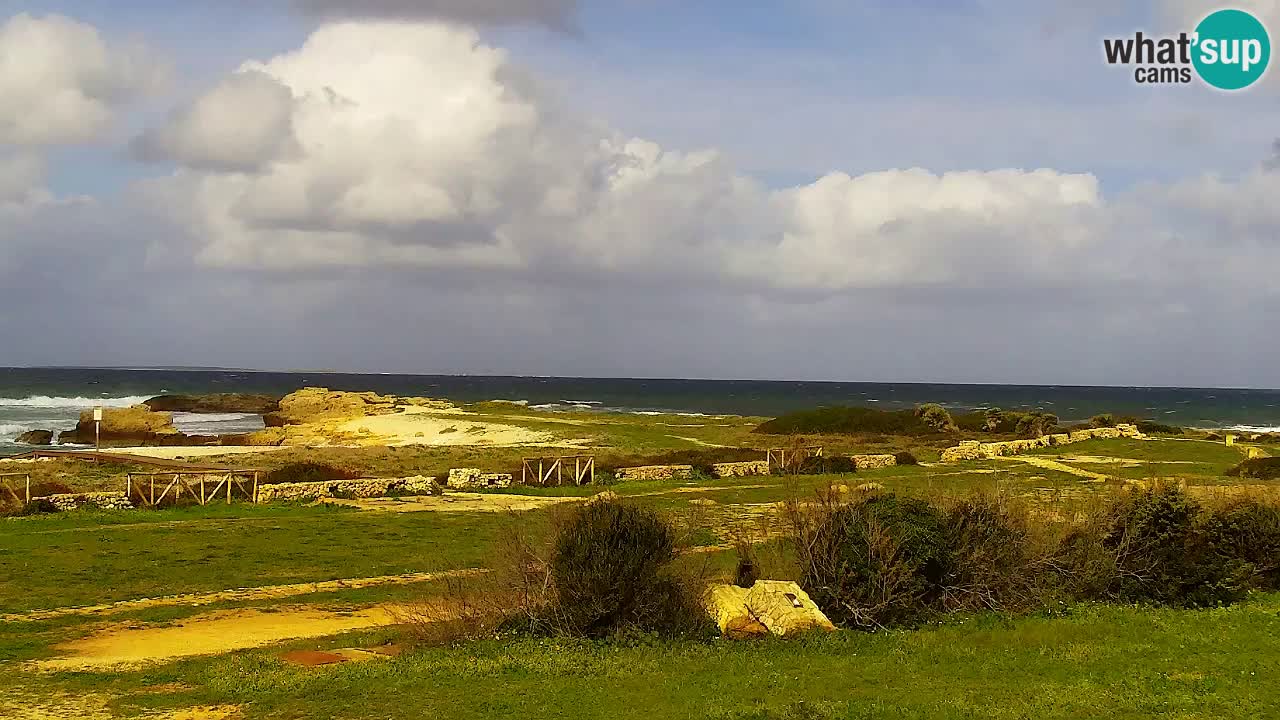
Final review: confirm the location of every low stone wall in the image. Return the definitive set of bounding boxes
[446,468,513,490]
[612,465,693,482]
[710,461,771,478]
[940,424,1143,462]
[39,492,133,511]
[256,476,439,503]
[851,454,897,471]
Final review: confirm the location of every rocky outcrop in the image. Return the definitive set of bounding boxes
[58,406,182,445]
[39,492,133,511]
[446,469,513,490]
[256,475,439,503]
[613,465,693,482]
[14,430,53,445]
[706,581,836,639]
[144,394,281,414]
[710,461,771,478]
[263,387,452,427]
[940,424,1144,462]
[851,454,897,471]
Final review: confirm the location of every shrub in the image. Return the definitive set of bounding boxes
[1088,414,1116,428]
[754,406,937,436]
[914,404,958,433]
[795,493,950,629]
[793,455,856,475]
[1096,486,1251,608]
[22,498,59,515]
[942,496,1044,613]
[1016,412,1059,438]
[545,500,710,638]
[893,451,919,466]
[1225,457,1280,480]
[1136,420,1183,435]
[262,462,362,485]
[1202,498,1280,591]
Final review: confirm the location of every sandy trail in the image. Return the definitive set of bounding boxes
[337,406,557,446]
[3,569,483,623]
[33,605,407,671]
[0,688,239,719]
[101,446,283,460]
[993,456,1111,482]
[321,493,586,513]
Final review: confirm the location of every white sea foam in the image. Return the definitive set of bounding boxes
[0,423,34,436]
[0,395,152,408]
[1224,425,1280,434]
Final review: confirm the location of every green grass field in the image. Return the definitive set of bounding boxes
[1,418,1275,719]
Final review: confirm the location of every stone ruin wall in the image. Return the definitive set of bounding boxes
[940,424,1144,463]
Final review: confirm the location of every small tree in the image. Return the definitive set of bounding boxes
[914,404,958,433]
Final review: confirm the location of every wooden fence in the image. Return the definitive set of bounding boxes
[521,455,595,486]
[765,446,823,470]
[126,471,260,507]
[0,473,30,504]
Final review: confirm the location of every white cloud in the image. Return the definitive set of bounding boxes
[134,71,299,172]
[0,13,166,146]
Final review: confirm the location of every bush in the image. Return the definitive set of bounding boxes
[1088,414,1116,428]
[941,496,1045,613]
[796,493,950,629]
[914,404,958,433]
[1013,412,1058,438]
[1225,457,1280,480]
[1096,486,1251,608]
[1136,420,1183,435]
[262,462,362,485]
[754,406,937,436]
[545,500,710,638]
[893,451,919,466]
[1203,498,1280,591]
[22,498,59,515]
[793,455,856,475]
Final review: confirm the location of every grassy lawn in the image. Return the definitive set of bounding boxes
[0,504,507,613]
[18,595,1276,720]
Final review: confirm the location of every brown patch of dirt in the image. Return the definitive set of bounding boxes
[280,649,348,666]
[4,569,483,623]
[33,605,407,671]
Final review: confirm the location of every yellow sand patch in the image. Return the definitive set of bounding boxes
[336,406,554,447]
[34,606,405,671]
[103,446,285,460]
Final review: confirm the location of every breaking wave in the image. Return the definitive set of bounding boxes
[0,395,152,408]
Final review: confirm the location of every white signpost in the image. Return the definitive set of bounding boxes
[93,406,103,453]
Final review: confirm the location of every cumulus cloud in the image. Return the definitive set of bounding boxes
[134,70,299,172]
[0,13,166,146]
[19,14,1277,385]
[290,0,577,28]
[139,21,1114,298]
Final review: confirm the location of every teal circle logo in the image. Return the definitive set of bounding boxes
[1193,9,1271,90]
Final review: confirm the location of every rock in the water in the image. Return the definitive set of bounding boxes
[14,430,53,445]
[58,406,182,445]
[144,393,281,414]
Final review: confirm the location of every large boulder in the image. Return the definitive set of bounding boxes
[144,394,281,414]
[58,406,181,445]
[14,430,53,445]
[263,388,403,427]
[705,581,836,639]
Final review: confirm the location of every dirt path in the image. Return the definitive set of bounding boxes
[320,492,586,513]
[33,605,407,671]
[0,688,238,720]
[3,569,484,623]
[993,456,1111,481]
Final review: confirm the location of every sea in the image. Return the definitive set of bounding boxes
[1,367,1278,456]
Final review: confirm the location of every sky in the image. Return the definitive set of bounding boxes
[1,0,1278,387]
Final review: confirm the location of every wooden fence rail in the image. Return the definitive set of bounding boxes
[0,473,31,504]
[765,446,823,470]
[521,455,595,486]
[126,471,260,507]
